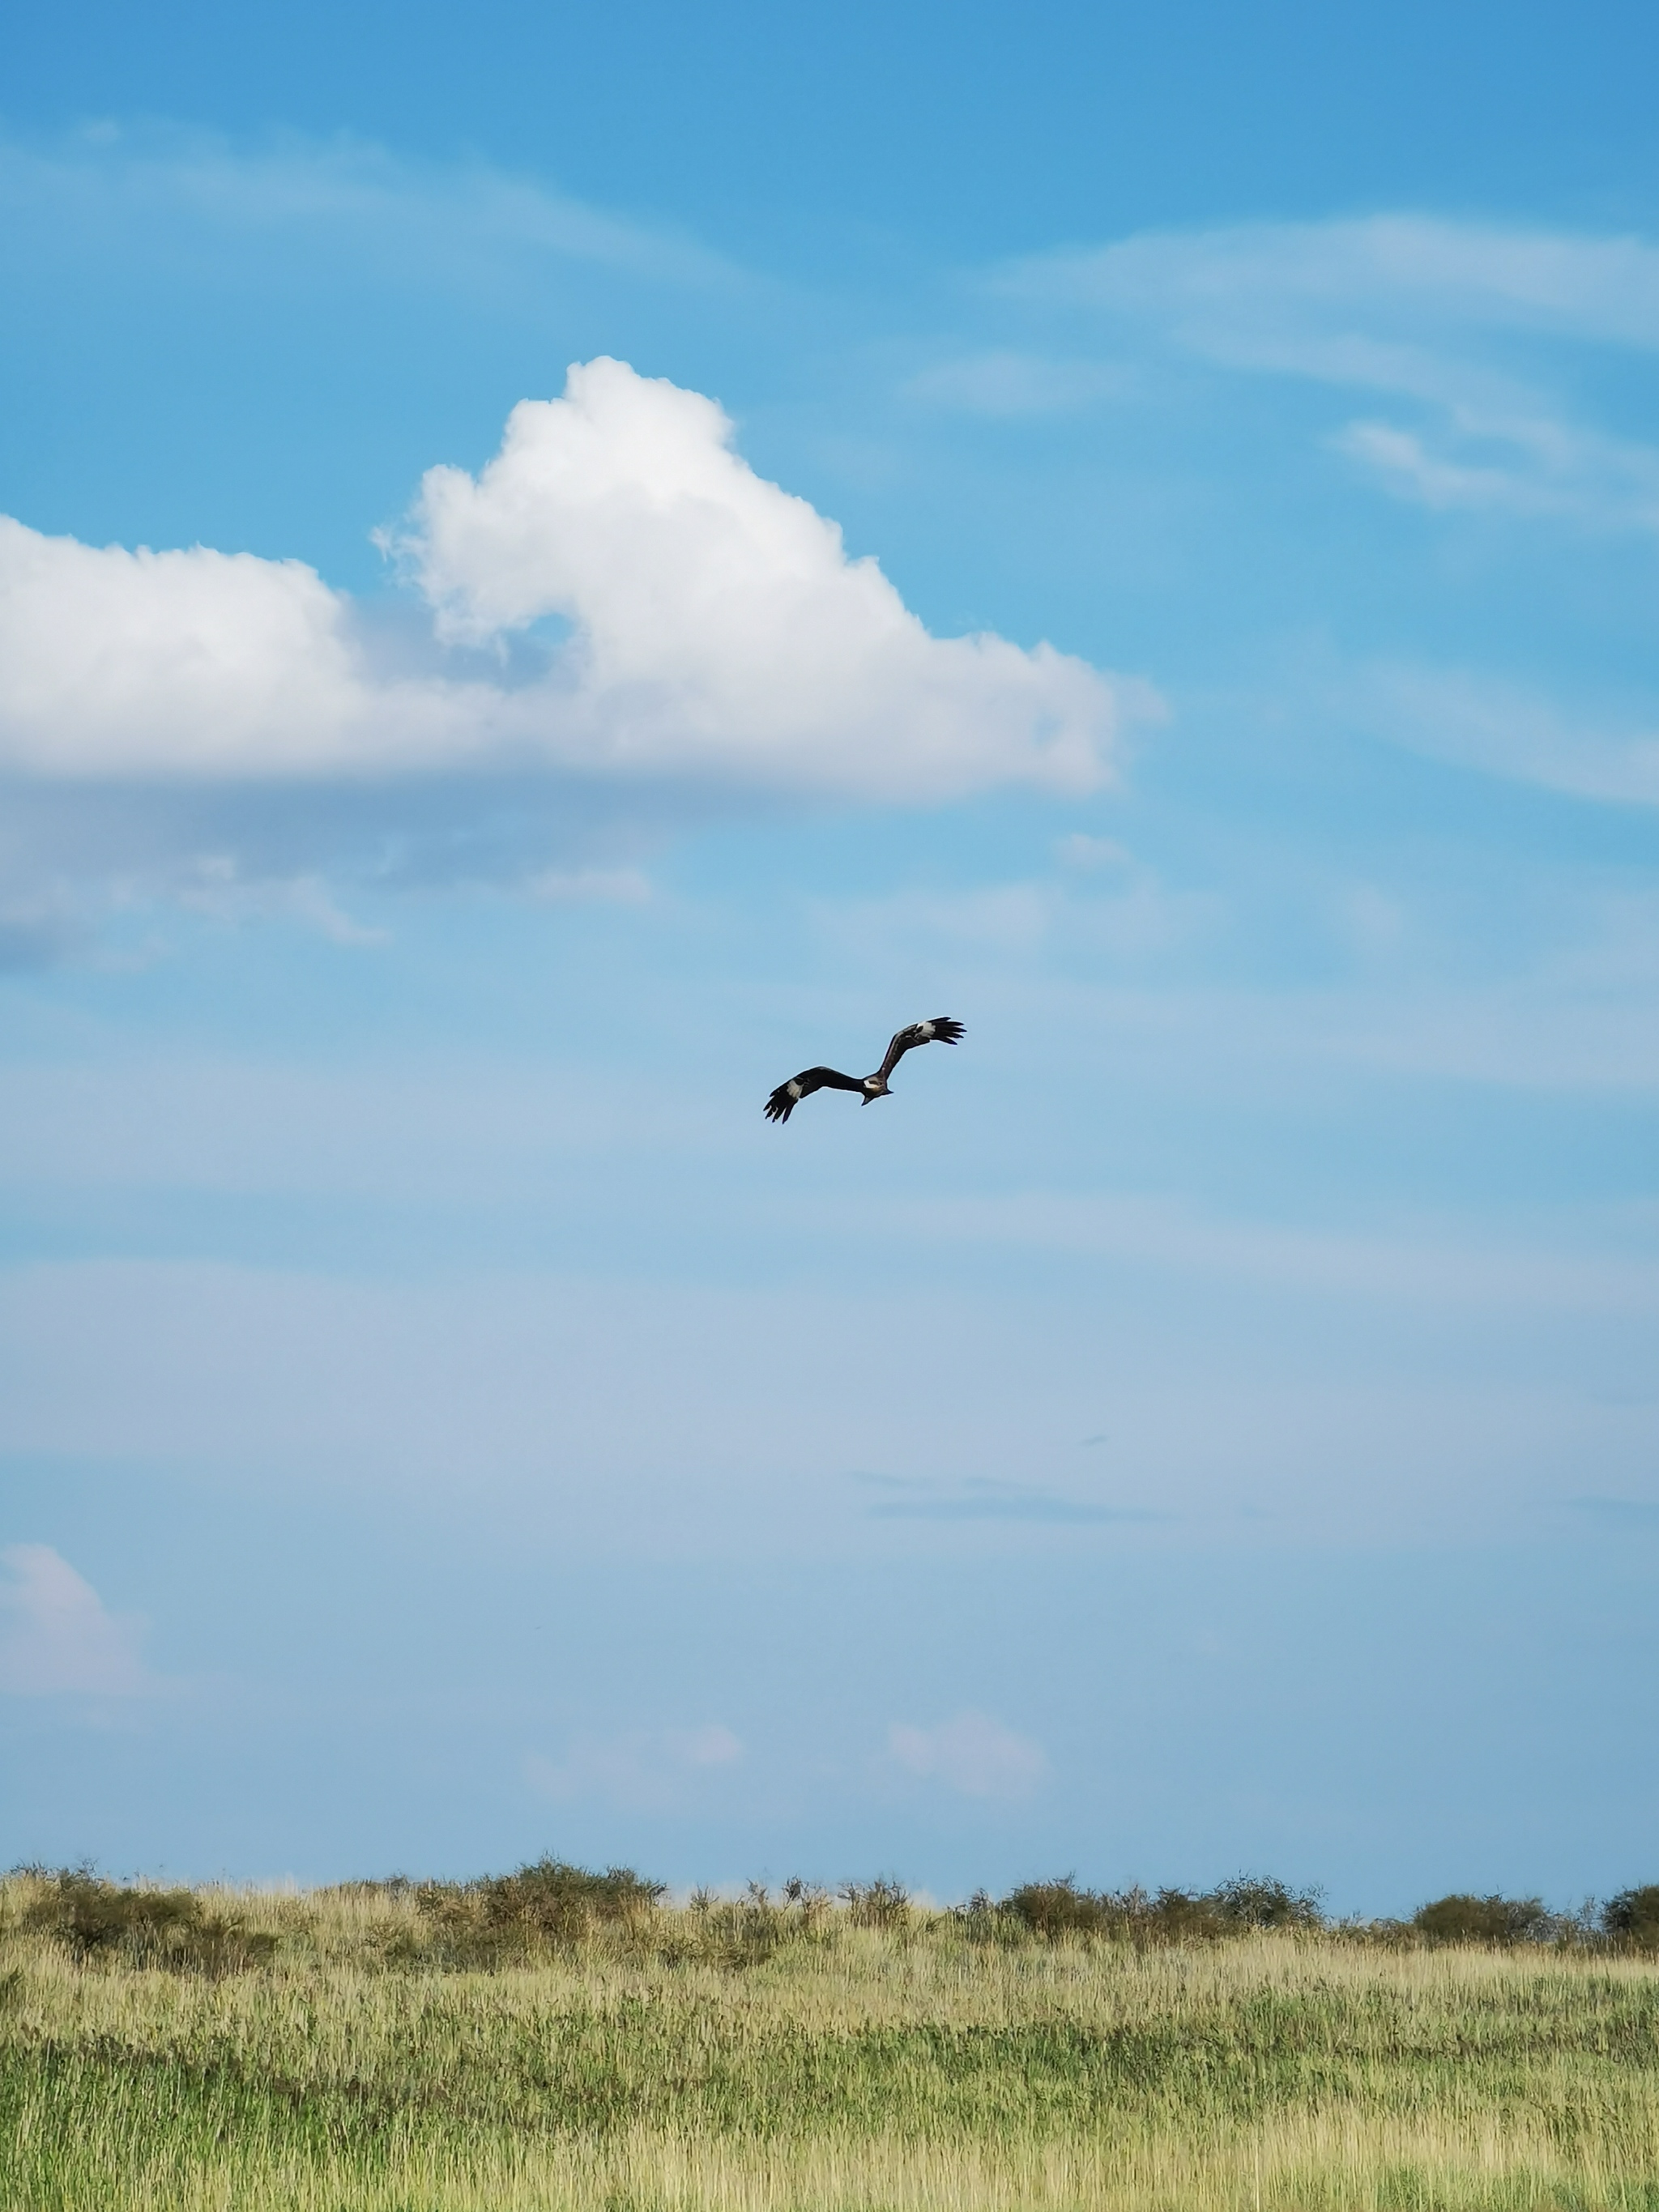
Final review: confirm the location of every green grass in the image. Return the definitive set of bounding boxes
[4,1872,1659,2210]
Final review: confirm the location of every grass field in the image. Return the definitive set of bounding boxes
[4,1869,1659,2211]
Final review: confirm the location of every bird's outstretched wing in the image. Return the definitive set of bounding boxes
[876,1015,965,1083]
[764,1066,867,1123]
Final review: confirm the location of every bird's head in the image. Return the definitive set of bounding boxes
[861,1076,889,1103]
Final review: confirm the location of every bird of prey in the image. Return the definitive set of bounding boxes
[765,1016,965,1123]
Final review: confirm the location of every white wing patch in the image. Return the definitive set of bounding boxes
[787,1080,803,1100]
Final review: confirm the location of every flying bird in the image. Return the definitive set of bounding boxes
[765,1017,965,1123]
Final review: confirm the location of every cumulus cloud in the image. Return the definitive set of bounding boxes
[887,1711,1047,1800]
[0,520,466,781]
[0,1543,151,1695]
[0,360,1128,818]
[394,359,1123,796]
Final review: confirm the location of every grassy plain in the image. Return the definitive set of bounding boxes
[3,1873,1658,2212]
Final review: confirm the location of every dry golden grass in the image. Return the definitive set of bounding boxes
[3,1873,1657,2210]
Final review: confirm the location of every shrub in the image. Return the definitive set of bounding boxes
[1208,1875,1324,1929]
[999,1876,1320,1945]
[1412,1893,1553,1946]
[20,1870,277,1974]
[1601,1885,1659,1944]
[842,1877,911,1930]
[415,1857,666,1963]
[1003,1879,1120,1937]
[1141,1888,1229,1941]
[678,1882,825,1967]
[476,1857,664,1940]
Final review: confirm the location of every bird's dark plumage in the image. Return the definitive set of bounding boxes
[765,1016,964,1123]
[876,1016,966,1080]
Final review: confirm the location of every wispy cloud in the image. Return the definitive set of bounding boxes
[811,861,1200,969]
[887,1711,1047,1800]
[173,859,390,944]
[0,1543,153,1696]
[0,124,736,292]
[904,351,1132,417]
[1006,215,1659,357]
[1334,413,1659,531]
[523,1723,743,1812]
[527,866,652,906]
[1341,662,1659,807]
[1000,214,1659,535]
[857,1473,1168,1525]
[838,1190,1659,1313]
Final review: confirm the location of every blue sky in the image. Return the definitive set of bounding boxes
[2,0,1657,1914]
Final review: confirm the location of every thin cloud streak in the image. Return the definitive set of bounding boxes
[830,1190,1659,1316]
[994,214,1659,532]
[0,125,739,292]
[1340,662,1659,807]
[1003,216,1659,355]
[859,1475,1170,1525]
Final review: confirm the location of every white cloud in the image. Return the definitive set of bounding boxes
[0,1543,151,1695]
[813,866,1209,966]
[0,125,732,294]
[904,351,1131,416]
[1004,215,1659,533]
[869,1190,1659,1310]
[1345,663,1659,807]
[1333,415,1659,530]
[0,518,465,781]
[0,360,1131,816]
[1010,216,1659,357]
[1055,832,1132,870]
[523,1722,743,1810]
[888,1711,1047,1800]
[173,858,390,943]
[392,359,1125,798]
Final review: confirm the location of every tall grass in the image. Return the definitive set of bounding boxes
[3,1869,1658,2210]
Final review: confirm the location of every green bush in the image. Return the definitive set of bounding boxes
[1001,1878,1112,1937]
[476,1856,664,1938]
[19,1870,276,1974]
[842,1877,911,1930]
[1601,1885,1659,1944]
[1208,1875,1324,1929]
[414,1856,666,1963]
[1411,1893,1554,1946]
[1000,1875,1322,1944]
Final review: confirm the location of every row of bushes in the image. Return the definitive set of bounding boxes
[987,1875,1323,1941]
[990,1876,1659,1950]
[9,1862,1659,1975]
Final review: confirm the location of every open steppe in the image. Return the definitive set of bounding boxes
[3,1866,1658,2211]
